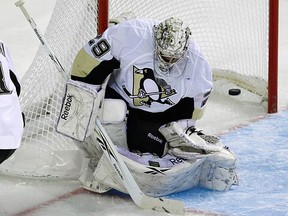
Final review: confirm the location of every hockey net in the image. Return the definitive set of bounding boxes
[0,0,277,179]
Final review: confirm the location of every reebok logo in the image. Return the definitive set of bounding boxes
[148,133,163,144]
[169,157,185,165]
[61,94,73,120]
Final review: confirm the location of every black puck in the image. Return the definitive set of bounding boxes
[228,88,241,96]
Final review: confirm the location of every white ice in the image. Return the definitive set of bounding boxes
[0,0,287,215]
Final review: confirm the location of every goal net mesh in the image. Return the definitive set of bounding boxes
[0,0,269,179]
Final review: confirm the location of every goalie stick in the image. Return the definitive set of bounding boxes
[15,0,69,81]
[94,119,184,215]
[15,1,185,214]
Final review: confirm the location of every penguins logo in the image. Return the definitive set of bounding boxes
[123,66,176,107]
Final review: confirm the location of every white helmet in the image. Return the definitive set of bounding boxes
[154,17,191,72]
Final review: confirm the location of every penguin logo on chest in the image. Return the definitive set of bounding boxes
[123,66,176,107]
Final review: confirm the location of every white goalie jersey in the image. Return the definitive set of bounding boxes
[76,18,213,114]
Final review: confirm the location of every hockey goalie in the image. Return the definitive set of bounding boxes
[56,13,239,197]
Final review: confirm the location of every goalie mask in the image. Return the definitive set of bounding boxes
[154,17,191,73]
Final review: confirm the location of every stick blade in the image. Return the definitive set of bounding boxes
[140,195,185,215]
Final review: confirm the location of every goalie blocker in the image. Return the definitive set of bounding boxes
[56,80,104,141]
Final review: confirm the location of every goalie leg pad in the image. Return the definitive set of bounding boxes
[56,80,104,141]
[78,118,127,193]
[92,146,206,197]
[199,147,239,191]
[79,157,111,193]
[93,153,128,194]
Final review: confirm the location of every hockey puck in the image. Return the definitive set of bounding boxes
[228,88,241,96]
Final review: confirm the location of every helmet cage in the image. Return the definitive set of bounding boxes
[154,17,191,71]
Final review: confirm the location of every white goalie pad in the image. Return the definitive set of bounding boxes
[93,147,205,197]
[162,122,239,191]
[56,80,104,141]
[84,145,238,196]
[199,148,239,191]
[171,146,239,191]
[82,144,238,196]
[79,120,237,196]
[78,157,112,193]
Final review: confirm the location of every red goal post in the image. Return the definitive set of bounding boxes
[268,0,279,113]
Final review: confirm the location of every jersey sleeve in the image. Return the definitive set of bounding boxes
[192,89,212,120]
[70,22,131,85]
[71,19,154,85]
[70,36,120,85]
[187,49,213,121]
[0,42,24,149]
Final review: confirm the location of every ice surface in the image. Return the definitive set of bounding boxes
[172,110,288,216]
